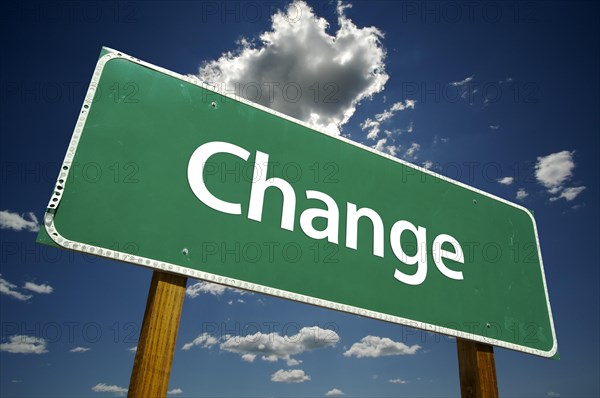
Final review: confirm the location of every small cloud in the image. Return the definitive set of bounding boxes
[11,380,22,383]
[404,142,420,160]
[271,369,310,383]
[23,282,54,294]
[91,383,127,396]
[128,346,137,353]
[325,388,345,396]
[535,150,575,193]
[498,77,513,84]
[185,281,251,299]
[0,275,32,301]
[0,335,48,354]
[497,176,514,185]
[168,388,183,395]
[550,186,586,202]
[372,137,399,157]
[343,335,420,358]
[489,125,500,130]
[516,188,528,201]
[0,210,39,232]
[450,75,474,87]
[70,347,90,353]
[181,332,219,351]
[422,160,433,170]
[389,378,408,384]
[547,392,560,397]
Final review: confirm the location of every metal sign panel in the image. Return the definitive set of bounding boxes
[38,47,557,357]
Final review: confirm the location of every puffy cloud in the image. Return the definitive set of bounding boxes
[325,388,345,396]
[70,347,90,353]
[422,160,433,170]
[389,378,408,384]
[516,188,528,201]
[372,138,398,157]
[0,275,32,301]
[168,388,183,395]
[404,142,420,160]
[91,383,127,396]
[497,176,514,185]
[0,335,48,354]
[23,282,53,294]
[535,151,575,193]
[182,326,338,365]
[343,335,420,358]
[198,1,388,134]
[181,332,219,351]
[271,369,310,383]
[0,210,39,232]
[550,186,586,202]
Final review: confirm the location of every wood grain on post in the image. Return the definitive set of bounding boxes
[128,271,187,398]
[456,338,499,398]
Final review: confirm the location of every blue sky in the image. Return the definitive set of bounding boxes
[1,1,599,397]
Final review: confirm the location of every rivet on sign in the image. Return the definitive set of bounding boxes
[210,101,217,109]
[182,248,189,256]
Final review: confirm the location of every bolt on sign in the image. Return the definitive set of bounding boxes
[38,47,557,358]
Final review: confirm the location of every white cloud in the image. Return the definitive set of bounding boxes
[271,369,310,383]
[450,75,474,86]
[361,118,380,140]
[168,388,183,395]
[183,326,338,365]
[422,160,433,170]
[389,378,408,384]
[198,0,388,134]
[23,282,53,294]
[0,210,39,232]
[497,176,514,185]
[343,336,420,358]
[550,186,586,202]
[535,150,575,193]
[128,346,137,353]
[91,383,127,396]
[489,125,500,130]
[547,392,560,397]
[404,142,420,159]
[185,281,227,298]
[0,335,48,354]
[325,388,345,396]
[185,281,251,298]
[70,347,90,353]
[363,100,415,140]
[371,137,398,157]
[181,332,219,351]
[516,188,528,201]
[0,275,32,301]
[498,77,513,84]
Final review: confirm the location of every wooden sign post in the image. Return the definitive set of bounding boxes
[128,271,187,398]
[457,338,499,398]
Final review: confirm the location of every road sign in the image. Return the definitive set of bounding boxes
[38,47,557,357]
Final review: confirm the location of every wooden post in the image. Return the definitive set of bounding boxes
[128,271,187,398]
[456,338,499,398]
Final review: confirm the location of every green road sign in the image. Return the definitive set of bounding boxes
[38,47,557,357]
